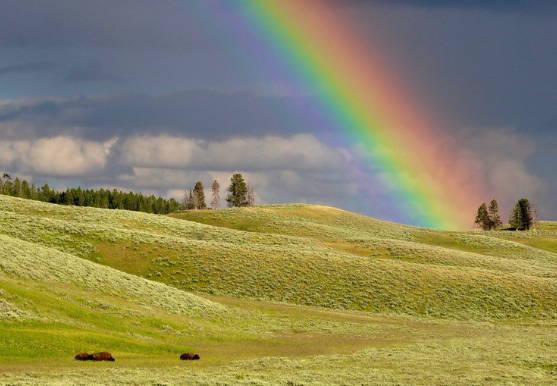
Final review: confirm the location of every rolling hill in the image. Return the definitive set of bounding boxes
[1,195,557,384]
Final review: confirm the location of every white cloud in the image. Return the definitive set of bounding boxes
[117,136,197,168]
[115,134,347,172]
[106,134,357,206]
[0,136,114,176]
[0,129,545,222]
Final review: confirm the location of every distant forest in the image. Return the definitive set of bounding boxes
[0,173,181,214]
[0,172,255,215]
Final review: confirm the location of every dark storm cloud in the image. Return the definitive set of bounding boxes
[0,0,212,50]
[0,91,319,140]
[348,0,557,12]
[0,62,54,77]
[64,63,123,84]
[0,0,555,221]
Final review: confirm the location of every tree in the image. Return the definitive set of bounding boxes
[21,180,31,199]
[211,179,220,209]
[226,173,248,207]
[0,173,182,214]
[488,199,502,230]
[247,184,256,207]
[193,181,206,209]
[13,178,22,197]
[475,203,491,231]
[509,198,534,231]
[183,189,195,210]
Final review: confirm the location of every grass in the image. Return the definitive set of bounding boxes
[2,197,557,320]
[1,196,557,384]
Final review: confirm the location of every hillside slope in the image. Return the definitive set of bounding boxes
[172,204,557,263]
[0,232,227,361]
[1,227,408,367]
[2,196,557,320]
[2,196,557,384]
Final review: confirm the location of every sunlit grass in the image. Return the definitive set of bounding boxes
[1,196,557,384]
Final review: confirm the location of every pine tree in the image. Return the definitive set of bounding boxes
[1,173,11,194]
[510,198,534,231]
[211,179,220,209]
[193,181,206,209]
[13,178,22,197]
[226,173,248,207]
[510,202,522,230]
[21,180,31,199]
[475,203,490,231]
[0,174,181,214]
[487,199,502,230]
[0,174,11,195]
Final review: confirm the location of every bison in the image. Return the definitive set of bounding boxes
[180,353,200,360]
[91,352,115,361]
[74,352,115,361]
[74,353,92,361]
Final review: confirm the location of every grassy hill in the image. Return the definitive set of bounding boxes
[1,196,557,320]
[1,196,557,384]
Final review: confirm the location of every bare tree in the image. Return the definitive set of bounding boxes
[183,189,190,208]
[531,202,540,229]
[247,184,256,207]
[211,179,220,209]
[183,189,195,210]
[191,188,200,210]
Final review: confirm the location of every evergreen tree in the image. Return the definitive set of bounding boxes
[21,180,30,198]
[211,179,220,209]
[226,173,248,207]
[488,199,502,230]
[193,181,206,209]
[510,198,534,231]
[509,202,522,231]
[0,174,182,215]
[1,173,11,194]
[475,203,490,231]
[13,178,22,197]
[30,183,38,200]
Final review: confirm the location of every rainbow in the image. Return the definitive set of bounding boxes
[234,1,482,229]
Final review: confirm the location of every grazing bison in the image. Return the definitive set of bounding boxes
[91,352,115,361]
[74,353,92,361]
[180,353,200,360]
[75,352,115,361]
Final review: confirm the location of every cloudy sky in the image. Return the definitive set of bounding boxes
[0,0,555,224]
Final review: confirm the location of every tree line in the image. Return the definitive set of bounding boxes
[0,172,256,215]
[183,173,255,210]
[0,173,181,214]
[475,198,536,231]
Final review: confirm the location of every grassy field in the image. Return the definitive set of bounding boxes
[1,195,557,384]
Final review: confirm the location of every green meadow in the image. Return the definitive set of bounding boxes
[1,195,557,384]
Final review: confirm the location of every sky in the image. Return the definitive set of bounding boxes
[0,0,555,225]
